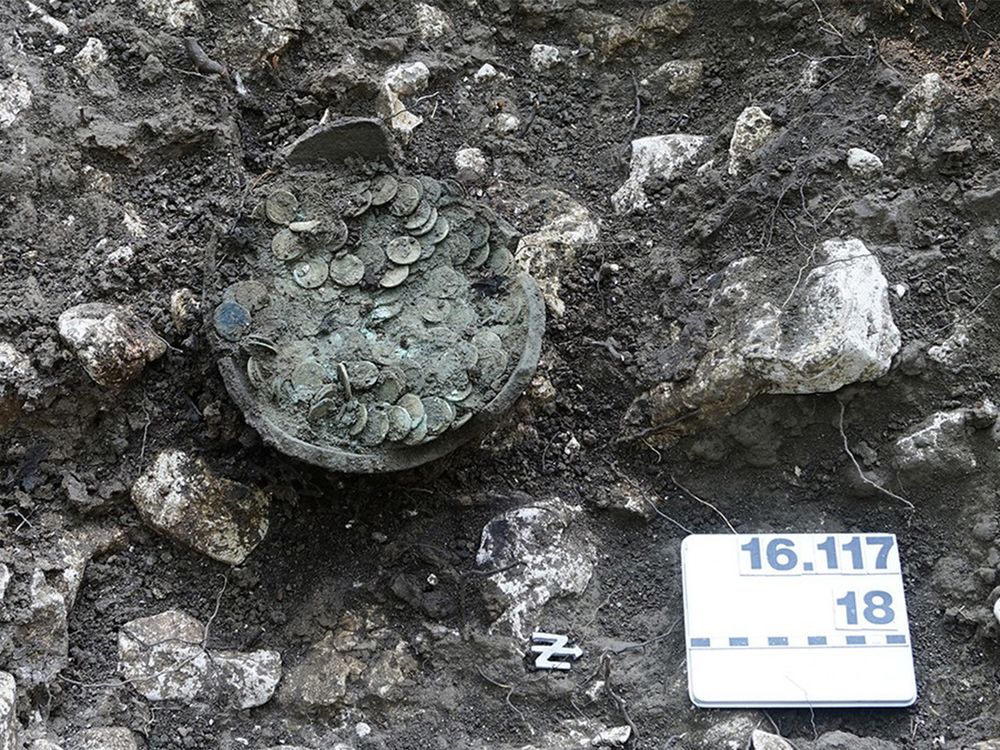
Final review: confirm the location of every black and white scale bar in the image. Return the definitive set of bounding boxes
[689,634,908,649]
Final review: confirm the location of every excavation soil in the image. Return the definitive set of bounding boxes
[2,0,1000,748]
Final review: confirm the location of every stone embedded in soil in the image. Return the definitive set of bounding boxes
[130,449,270,565]
[474,63,497,82]
[592,725,632,747]
[118,609,281,707]
[454,147,488,180]
[414,3,453,42]
[752,730,795,750]
[0,341,39,427]
[72,38,108,78]
[0,672,15,750]
[847,147,883,179]
[493,112,521,135]
[169,287,200,335]
[118,609,208,702]
[529,43,561,71]
[514,188,599,316]
[0,74,32,129]
[13,570,69,688]
[728,105,774,176]
[248,0,301,60]
[66,728,141,750]
[279,610,417,712]
[892,72,944,160]
[137,0,202,28]
[376,62,431,142]
[57,303,166,388]
[626,238,901,445]
[642,58,703,96]
[475,497,596,639]
[283,117,391,167]
[892,400,998,478]
[749,238,900,394]
[612,133,707,214]
[575,3,692,60]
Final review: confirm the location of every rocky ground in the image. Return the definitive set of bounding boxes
[2,0,1000,748]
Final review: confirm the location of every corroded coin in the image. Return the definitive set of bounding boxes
[342,181,373,217]
[403,201,434,231]
[420,176,443,204]
[419,298,451,323]
[386,236,422,265]
[397,393,425,424]
[308,396,338,421]
[359,403,390,446]
[328,218,349,252]
[476,346,509,384]
[375,366,406,402]
[271,229,303,261]
[467,216,491,248]
[423,396,455,437]
[330,254,365,286]
[345,360,379,390]
[467,241,491,269]
[338,399,368,435]
[403,415,428,445]
[445,382,473,402]
[386,405,412,441]
[390,179,422,216]
[292,259,329,288]
[243,334,279,357]
[474,330,503,350]
[409,206,439,237]
[428,266,464,298]
[266,189,298,225]
[289,219,320,233]
[423,216,450,245]
[369,302,402,325]
[380,264,410,288]
[247,357,266,389]
[291,358,327,390]
[214,301,251,341]
[488,246,514,274]
[370,174,399,206]
[440,231,471,264]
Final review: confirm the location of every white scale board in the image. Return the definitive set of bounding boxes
[682,533,916,708]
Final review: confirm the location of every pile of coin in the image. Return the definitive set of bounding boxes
[210,170,540,466]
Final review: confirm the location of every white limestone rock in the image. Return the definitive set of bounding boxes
[727,105,774,176]
[752,730,796,750]
[642,58,702,96]
[892,72,945,159]
[57,303,166,388]
[847,147,883,179]
[118,609,209,702]
[0,564,8,602]
[137,0,202,28]
[0,74,32,129]
[414,3,453,42]
[474,63,498,82]
[118,609,281,707]
[454,147,488,179]
[493,112,521,135]
[529,44,561,71]
[250,0,301,59]
[0,341,39,427]
[893,401,998,477]
[476,498,596,638]
[514,189,599,316]
[67,729,140,750]
[130,449,270,565]
[72,38,108,78]
[0,672,15,750]
[626,238,901,446]
[612,134,707,214]
[376,62,430,142]
[750,238,901,393]
[592,725,632,747]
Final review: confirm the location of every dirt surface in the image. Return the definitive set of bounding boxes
[3,0,1000,747]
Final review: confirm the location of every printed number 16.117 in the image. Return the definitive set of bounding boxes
[741,535,894,572]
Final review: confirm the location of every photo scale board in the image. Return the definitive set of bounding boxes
[682,533,916,708]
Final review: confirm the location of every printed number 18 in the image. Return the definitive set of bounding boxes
[837,590,895,625]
